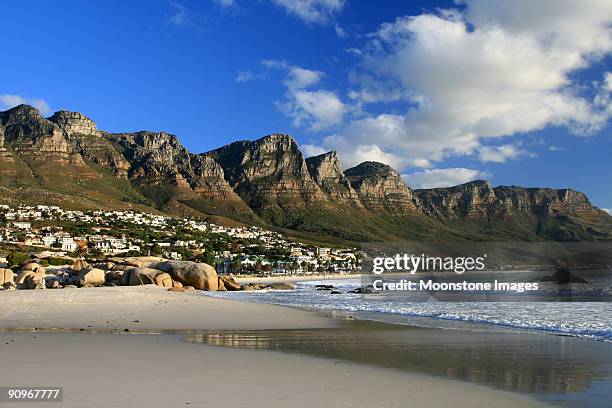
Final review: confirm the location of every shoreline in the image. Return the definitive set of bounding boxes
[0,285,587,407]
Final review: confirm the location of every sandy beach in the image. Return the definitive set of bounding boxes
[0,285,547,407]
[0,285,334,331]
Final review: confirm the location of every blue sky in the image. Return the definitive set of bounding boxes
[1,0,611,211]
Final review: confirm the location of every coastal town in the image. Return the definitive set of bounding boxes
[0,204,360,278]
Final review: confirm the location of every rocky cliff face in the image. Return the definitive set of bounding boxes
[415,181,601,218]
[494,186,599,216]
[109,131,194,187]
[108,131,244,206]
[46,111,130,178]
[305,151,362,208]
[0,105,83,165]
[208,134,327,210]
[48,111,100,137]
[344,161,419,214]
[415,180,502,217]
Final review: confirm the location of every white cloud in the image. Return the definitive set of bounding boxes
[167,1,188,27]
[324,1,612,171]
[402,168,491,189]
[0,94,52,116]
[235,70,258,82]
[302,144,328,157]
[277,89,346,131]
[478,143,534,163]
[271,0,345,24]
[251,60,346,131]
[603,208,612,215]
[167,1,203,31]
[285,67,324,89]
[334,23,347,38]
[548,145,566,152]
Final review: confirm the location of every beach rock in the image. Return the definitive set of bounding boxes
[167,287,185,293]
[240,284,256,291]
[72,259,89,272]
[153,261,218,291]
[23,272,45,289]
[2,281,16,290]
[172,280,183,288]
[349,286,375,294]
[316,284,335,290]
[16,269,38,285]
[330,290,342,294]
[121,267,164,286]
[154,272,173,288]
[183,286,195,291]
[248,283,266,290]
[217,277,227,291]
[220,276,241,291]
[0,269,14,285]
[124,256,165,268]
[78,268,106,286]
[21,262,45,274]
[111,264,134,272]
[47,279,60,289]
[266,282,295,290]
[106,270,124,283]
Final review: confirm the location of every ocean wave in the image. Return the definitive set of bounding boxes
[206,278,612,343]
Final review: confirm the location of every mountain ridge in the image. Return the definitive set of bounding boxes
[1,104,610,243]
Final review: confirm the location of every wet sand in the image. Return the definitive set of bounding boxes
[184,319,612,407]
[0,285,550,407]
[0,331,544,408]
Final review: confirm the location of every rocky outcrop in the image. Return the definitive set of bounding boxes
[108,131,245,206]
[494,186,600,216]
[109,131,194,187]
[48,111,100,137]
[415,180,502,218]
[191,153,243,200]
[208,134,327,210]
[0,269,14,286]
[415,181,602,218]
[306,151,362,208]
[48,111,130,177]
[0,105,84,165]
[344,161,419,214]
[153,260,218,290]
[78,268,106,286]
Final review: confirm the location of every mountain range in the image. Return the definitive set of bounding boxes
[1,104,610,243]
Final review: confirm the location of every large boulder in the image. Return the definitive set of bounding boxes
[266,282,295,290]
[121,267,160,286]
[21,262,45,274]
[153,261,218,291]
[16,269,40,284]
[124,256,165,268]
[78,268,106,286]
[154,272,173,288]
[0,269,14,285]
[20,271,45,289]
[220,276,241,291]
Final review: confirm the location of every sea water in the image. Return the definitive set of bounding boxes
[206,278,612,342]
